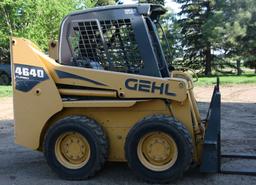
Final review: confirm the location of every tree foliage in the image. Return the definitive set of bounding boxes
[96,0,116,6]
[0,0,96,63]
[175,0,220,75]
[174,0,256,75]
[233,0,256,73]
[157,12,184,66]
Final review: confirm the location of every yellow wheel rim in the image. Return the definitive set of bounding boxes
[137,131,178,172]
[55,132,90,169]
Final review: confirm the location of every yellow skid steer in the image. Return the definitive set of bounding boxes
[11,4,256,183]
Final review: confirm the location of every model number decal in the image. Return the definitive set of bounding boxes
[14,64,49,92]
[15,66,45,79]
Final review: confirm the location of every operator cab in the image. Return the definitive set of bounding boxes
[59,4,170,78]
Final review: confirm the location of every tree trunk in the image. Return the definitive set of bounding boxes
[237,60,242,76]
[204,45,212,76]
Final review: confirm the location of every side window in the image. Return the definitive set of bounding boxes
[100,19,143,74]
[68,18,144,74]
[68,20,108,69]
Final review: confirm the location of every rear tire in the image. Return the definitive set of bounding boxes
[43,116,108,180]
[0,73,10,85]
[125,115,193,183]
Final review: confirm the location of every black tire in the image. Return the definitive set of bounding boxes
[125,115,193,183]
[43,116,108,180]
[0,73,11,85]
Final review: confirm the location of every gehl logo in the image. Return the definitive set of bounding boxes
[125,78,176,96]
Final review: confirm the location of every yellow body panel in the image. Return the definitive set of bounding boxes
[48,40,58,60]
[11,38,63,149]
[11,38,204,163]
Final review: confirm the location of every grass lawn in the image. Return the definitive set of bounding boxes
[0,86,12,97]
[196,74,256,86]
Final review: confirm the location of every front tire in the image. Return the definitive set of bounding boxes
[43,116,108,180]
[125,115,193,183]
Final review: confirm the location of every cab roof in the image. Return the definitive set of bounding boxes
[69,4,167,18]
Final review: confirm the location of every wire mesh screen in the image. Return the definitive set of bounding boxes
[100,19,143,73]
[68,19,143,73]
[69,20,108,69]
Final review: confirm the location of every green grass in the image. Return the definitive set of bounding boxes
[196,74,256,86]
[0,86,13,97]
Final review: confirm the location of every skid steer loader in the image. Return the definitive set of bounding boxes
[10,4,256,183]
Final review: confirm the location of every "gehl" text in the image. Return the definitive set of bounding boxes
[125,78,176,96]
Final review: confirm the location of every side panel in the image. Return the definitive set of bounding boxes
[11,38,63,149]
[48,40,58,60]
[47,63,188,102]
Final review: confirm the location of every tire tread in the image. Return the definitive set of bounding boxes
[125,114,193,183]
[43,115,108,180]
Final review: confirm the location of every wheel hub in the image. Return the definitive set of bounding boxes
[146,137,171,162]
[137,131,178,171]
[55,132,90,169]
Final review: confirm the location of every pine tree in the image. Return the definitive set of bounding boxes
[176,0,217,76]
[176,0,256,75]
[236,0,256,73]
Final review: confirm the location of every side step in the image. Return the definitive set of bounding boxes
[200,78,256,176]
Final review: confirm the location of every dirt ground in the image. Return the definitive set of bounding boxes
[0,84,255,185]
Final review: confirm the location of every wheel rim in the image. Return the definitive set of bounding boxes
[55,132,91,169]
[137,131,178,172]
